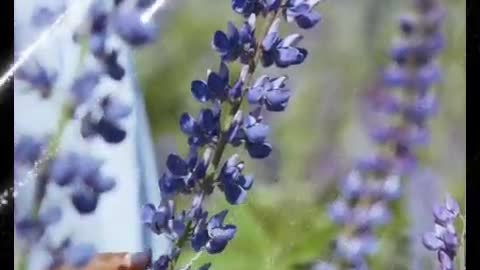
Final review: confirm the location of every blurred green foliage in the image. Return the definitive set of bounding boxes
[135,0,465,269]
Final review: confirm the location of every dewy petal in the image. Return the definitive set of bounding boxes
[191,80,210,102]
[212,31,230,53]
[422,232,444,250]
[246,142,272,159]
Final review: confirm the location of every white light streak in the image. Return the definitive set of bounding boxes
[141,0,166,23]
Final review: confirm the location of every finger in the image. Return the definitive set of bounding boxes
[54,250,151,270]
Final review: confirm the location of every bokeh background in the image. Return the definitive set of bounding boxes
[134,0,465,269]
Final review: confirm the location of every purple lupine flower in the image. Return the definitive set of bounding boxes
[113,10,158,47]
[217,154,254,204]
[247,75,291,111]
[315,0,446,269]
[16,1,160,268]
[180,108,221,147]
[16,61,58,98]
[49,152,116,214]
[80,95,131,143]
[70,71,102,106]
[144,1,324,268]
[15,206,62,243]
[14,135,46,166]
[423,196,461,270]
[284,0,322,29]
[212,18,256,63]
[191,210,237,254]
[261,19,308,68]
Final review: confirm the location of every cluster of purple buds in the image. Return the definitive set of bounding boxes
[143,0,323,269]
[376,0,445,173]
[15,206,96,270]
[14,137,117,267]
[15,1,161,266]
[49,152,116,214]
[314,0,446,269]
[423,196,461,270]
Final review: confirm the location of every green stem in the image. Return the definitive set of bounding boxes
[31,104,73,218]
[169,6,285,270]
[208,7,283,182]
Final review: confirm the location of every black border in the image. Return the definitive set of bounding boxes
[466,0,478,269]
[0,0,14,266]
[0,0,473,269]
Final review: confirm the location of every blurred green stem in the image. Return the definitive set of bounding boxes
[17,34,89,270]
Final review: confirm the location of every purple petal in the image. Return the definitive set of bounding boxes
[166,154,189,176]
[422,232,444,250]
[142,203,156,225]
[207,210,228,231]
[213,31,230,53]
[191,80,210,102]
[246,142,272,159]
[223,181,247,205]
[71,188,99,214]
[295,11,321,29]
[207,72,227,97]
[244,123,270,143]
